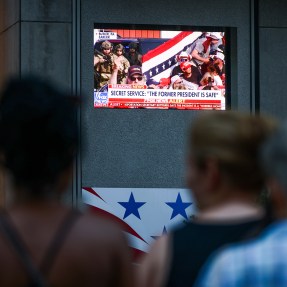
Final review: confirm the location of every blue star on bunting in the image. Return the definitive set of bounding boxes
[118,192,146,219]
[166,193,192,220]
[151,226,168,240]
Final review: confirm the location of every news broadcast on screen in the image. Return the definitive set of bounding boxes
[94,26,226,110]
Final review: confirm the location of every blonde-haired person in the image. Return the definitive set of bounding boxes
[137,111,277,287]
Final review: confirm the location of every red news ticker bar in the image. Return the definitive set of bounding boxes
[108,98,221,104]
[103,103,221,109]
[94,103,221,110]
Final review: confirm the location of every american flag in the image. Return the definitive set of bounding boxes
[82,187,196,260]
[142,31,203,82]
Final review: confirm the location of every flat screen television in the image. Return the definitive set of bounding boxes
[93,24,229,110]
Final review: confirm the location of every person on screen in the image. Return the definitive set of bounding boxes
[110,57,146,85]
[94,40,116,89]
[171,51,201,85]
[212,46,225,85]
[126,65,146,85]
[125,42,142,66]
[191,32,223,75]
[113,44,130,84]
[0,75,134,287]
[137,111,277,287]
[169,75,187,90]
[199,65,223,89]
[179,62,199,89]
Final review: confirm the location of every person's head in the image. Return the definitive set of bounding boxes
[170,75,183,89]
[0,75,79,198]
[114,44,124,56]
[176,51,191,63]
[215,52,225,62]
[187,111,277,207]
[128,42,138,53]
[261,121,287,218]
[207,65,217,75]
[127,65,145,84]
[101,41,112,55]
[261,122,287,190]
[208,32,222,45]
[180,62,192,75]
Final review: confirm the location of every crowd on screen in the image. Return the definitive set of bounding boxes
[94,32,226,91]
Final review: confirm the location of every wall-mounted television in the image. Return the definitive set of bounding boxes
[94,24,229,110]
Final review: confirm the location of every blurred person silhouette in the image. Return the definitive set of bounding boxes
[195,120,287,287]
[0,75,134,287]
[137,111,277,287]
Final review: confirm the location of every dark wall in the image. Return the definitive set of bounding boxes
[0,0,72,89]
[0,0,75,204]
[81,0,250,189]
[259,0,287,120]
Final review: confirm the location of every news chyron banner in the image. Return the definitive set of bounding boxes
[94,84,225,110]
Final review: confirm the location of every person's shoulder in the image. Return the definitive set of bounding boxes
[195,37,206,46]
[74,212,126,245]
[137,234,171,287]
[210,220,287,264]
[196,221,287,287]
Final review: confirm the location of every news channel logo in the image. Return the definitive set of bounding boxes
[94,91,108,104]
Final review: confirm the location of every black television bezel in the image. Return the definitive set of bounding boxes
[93,23,234,110]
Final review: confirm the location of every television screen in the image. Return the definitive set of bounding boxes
[94,25,227,110]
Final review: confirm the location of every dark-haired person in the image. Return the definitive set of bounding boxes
[0,76,134,287]
[199,65,223,89]
[137,111,277,287]
[179,62,199,90]
[125,42,142,66]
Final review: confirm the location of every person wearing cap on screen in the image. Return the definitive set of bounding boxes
[180,62,199,90]
[191,32,223,75]
[169,75,187,90]
[171,51,201,85]
[126,65,146,85]
[110,57,146,85]
[213,47,226,84]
